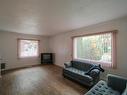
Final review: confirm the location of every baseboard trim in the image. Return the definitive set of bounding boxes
[5,64,42,72]
[54,63,63,68]
[5,64,55,72]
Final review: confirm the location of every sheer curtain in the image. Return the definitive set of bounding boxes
[73,31,117,68]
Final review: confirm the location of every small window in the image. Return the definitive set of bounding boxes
[18,39,39,58]
[73,31,117,68]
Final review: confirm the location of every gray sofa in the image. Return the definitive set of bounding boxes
[85,74,127,95]
[63,60,103,87]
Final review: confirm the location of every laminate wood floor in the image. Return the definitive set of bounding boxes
[0,65,88,95]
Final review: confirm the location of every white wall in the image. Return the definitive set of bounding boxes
[0,31,50,70]
[49,16,127,79]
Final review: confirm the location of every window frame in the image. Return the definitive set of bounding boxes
[17,38,40,59]
[72,30,117,68]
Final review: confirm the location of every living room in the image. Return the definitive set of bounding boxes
[0,0,127,95]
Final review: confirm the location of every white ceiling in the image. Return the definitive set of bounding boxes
[0,0,127,36]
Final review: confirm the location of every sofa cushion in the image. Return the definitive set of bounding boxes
[85,80,120,95]
[71,61,93,71]
[65,67,85,76]
[64,67,93,83]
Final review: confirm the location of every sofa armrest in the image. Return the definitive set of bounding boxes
[64,62,72,68]
[89,69,100,78]
[107,74,127,93]
[83,75,93,82]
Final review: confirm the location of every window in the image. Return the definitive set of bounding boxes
[18,39,39,58]
[73,31,117,68]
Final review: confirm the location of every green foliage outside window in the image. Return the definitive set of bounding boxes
[75,33,111,62]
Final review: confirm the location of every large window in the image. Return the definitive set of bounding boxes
[18,39,39,58]
[73,31,117,68]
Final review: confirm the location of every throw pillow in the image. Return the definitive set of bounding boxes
[85,64,104,75]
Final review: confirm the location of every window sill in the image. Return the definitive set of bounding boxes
[73,58,114,68]
[18,56,39,59]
